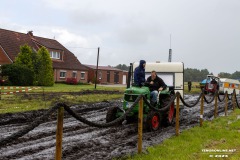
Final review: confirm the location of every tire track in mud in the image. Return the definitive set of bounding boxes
[0,95,239,160]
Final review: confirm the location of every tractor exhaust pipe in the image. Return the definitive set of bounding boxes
[127,63,132,88]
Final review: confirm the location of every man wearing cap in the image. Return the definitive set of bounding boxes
[146,70,167,105]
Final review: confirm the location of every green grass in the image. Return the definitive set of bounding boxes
[184,81,202,94]
[0,84,124,114]
[128,109,240,160]
[41,83,126,92]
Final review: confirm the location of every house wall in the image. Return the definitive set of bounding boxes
[54,69,88,83]
[0,47,12,65]
[87,69,125,84]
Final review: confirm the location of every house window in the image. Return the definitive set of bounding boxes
[81,72,85,79]
[50,51,61,59]
[98,71,102,79]
[72,71,77,78]
[60,71,66,78]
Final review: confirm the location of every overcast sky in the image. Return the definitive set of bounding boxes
[1,0,239,75]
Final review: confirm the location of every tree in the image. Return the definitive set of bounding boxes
[218,72,231,78]
[15,44,40,84]
[231,71,240,79]
[37,47,54,86]
[15,44,34,70]
[1,64,34,86]
[184,68,210,82]
[114,64,129,71]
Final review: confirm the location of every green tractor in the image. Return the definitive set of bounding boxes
[106,62,180,131]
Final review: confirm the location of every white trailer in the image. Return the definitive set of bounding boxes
[132,61,184,105]
[219,78,240,95]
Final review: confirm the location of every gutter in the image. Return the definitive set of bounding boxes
[0,44,13,63]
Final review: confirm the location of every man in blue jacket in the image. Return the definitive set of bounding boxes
[134,60,146,86]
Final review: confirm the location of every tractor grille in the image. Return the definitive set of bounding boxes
[124,94,138,102]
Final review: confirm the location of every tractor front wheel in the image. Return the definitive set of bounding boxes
[146,111,161,131]
[106,106,119,123]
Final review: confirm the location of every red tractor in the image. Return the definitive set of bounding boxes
[203,75,219,94]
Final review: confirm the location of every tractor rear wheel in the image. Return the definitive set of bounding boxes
[106,106,119,123]
[146,111,161,131]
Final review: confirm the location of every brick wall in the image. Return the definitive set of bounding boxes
[87,69,128,84]
[54,69,88,83]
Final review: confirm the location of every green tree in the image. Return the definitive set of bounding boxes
[218,72,231,78]
[114,64,129,71]
[1,64,34,86]
[15,44,34,70]
[231,71,240,79]
[37,47,54,86]
[15,44,40,84]
[184,68,210,82]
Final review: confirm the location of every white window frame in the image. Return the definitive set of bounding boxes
[60,71,66,78]
[50,51,61,59]
[81,72,85,80]
[72,71,77,78]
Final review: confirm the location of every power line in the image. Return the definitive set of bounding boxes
[67,46,98,49]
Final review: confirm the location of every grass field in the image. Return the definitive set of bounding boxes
[0,83,125,114]
[128,109,240,160]
[0,82,203,114]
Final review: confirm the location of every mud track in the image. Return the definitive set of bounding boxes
[0,94,239,160]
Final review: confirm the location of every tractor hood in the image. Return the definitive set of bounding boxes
[124,86,150,95]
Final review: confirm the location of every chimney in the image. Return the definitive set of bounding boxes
[27,31,33,36]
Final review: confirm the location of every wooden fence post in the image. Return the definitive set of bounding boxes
[232,90,236,111]
[175,93,180,136]
[214,93,218,118]
[200,94,204,127]
[138,96,143,154]
[55,107,64,160]
[225,92,228,116]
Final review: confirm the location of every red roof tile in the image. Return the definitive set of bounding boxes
[0,28,87,71]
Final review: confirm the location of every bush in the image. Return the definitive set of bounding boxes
[1,64,34,86]
[66,78,78,85]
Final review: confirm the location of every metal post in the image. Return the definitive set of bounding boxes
[55,107,64,160]
[95,47,100,89]
[214,93,218,118]
[200,94,204,127]
[138,96,143,154]
[225,92,228,116]
[175,93,180,136]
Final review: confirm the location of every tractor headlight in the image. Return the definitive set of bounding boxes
[126,102,134,108]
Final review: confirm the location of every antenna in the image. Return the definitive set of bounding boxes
[168,34,172,62]
[170,34,171,48]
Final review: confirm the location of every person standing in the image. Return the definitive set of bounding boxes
[134,60,146,87]
[146,70,167,105]
[188,81,192,92]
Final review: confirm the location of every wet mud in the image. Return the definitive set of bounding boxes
[0,94,239,160]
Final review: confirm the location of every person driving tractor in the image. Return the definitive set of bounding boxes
[146,70,167,105]
[134,60,146,86]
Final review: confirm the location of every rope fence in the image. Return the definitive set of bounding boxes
[0,89,239,159]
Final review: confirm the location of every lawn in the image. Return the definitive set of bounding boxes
[0,83,125,114]
[128,109,240,160]
[0,82,202,114]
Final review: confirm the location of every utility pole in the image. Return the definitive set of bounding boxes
[95,47,100,89]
